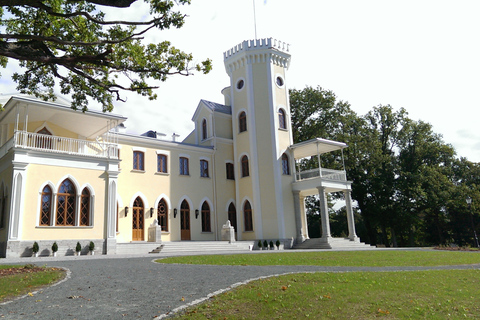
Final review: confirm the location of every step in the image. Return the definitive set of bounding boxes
[293,238,375,250]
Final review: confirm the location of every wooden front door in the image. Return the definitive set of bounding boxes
[132,197,144,241]
[180,200,191,240]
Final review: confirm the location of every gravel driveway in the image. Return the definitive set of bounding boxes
[1,253,479,319]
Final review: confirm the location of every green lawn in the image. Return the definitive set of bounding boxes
[156,250,480,267]
[175,270,480,319]
[0,264,65,302]
[159,251,480,319]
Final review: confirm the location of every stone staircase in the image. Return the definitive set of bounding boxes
[115,241,255,255]
[293,237,375,250]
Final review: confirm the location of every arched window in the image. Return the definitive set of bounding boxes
[244,201,253,231]
[202,119,207,140]
[278,108,287,129]
[80,188,90,226]
[228,202,237,232]
[39,185,52,226]
[282,153,290,175]
[157,198,168,232]
[56,179,76,226]
[201,201,211,232]
[238,111,247,133]
[241,155,249,177]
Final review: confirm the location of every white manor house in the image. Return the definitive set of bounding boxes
[0,38,363,258]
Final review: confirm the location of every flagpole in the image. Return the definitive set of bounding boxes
[253,0,257,39]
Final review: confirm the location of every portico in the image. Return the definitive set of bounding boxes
[290,138,359,248]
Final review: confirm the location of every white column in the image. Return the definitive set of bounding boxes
[317,186,331,240]
[344,190,359,242]
[8,162,28,240]
[105,169,119,254]
[292,190,305,244]
[300,195,309,239]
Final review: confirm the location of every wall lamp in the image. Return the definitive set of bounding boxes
[195,209,199,219]
[150,207,154,218]
[124,206,129,217]
[174,208,177,218]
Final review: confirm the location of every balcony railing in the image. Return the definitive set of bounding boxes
[295,168,347,182]
[9,131,118,158]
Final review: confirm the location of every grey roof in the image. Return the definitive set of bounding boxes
[200,99,231,115]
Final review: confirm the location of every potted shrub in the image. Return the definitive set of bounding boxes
[51,242,58,257]
[263,240,268,250]
[32,241,39,257]
[257,240,262,250]
[75,242,82,256]
[276,240,281,250]
[89,241,95,255]
[269,240,274,250]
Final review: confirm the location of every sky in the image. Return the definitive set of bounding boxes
[2,0,480,162]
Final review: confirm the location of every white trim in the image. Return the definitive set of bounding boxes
[274,73,285,88]
[225,199,236,212]
[155,150,170,156]
[154,194,172,210]
[129,191,149,208]
[131,146,146,153]
[33,123,55,136]
[241,196,254,232]
[79,183,95,227]
[178,153,191,159]
[177,195,193,211]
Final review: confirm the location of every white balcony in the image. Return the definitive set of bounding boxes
[0,131,119,159]
[296,168,347,182]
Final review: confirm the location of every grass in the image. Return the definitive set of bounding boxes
[0,264,66,302]
[156,250,480,267]
[175,270,480,319]
[159,251,480,319]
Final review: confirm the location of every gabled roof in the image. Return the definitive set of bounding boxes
[200,100,232,115]
[191,100,231,121]
[289,138,348,159]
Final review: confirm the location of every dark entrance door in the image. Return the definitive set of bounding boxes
[180,200,191,240]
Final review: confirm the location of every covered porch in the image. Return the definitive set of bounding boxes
[289,138,359,248]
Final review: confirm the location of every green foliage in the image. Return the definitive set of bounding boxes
[32,241,39,253]
[263,240,268,249]
[275,240,280,248]
[75,241,81,252]
[0,0,212,112]
[257,240,262,248]
[269,240,274,249]
[89,241,95,251]
[51,241,58,252]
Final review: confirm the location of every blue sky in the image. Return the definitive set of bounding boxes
[2,0,480,162]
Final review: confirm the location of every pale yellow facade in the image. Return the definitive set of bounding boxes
[0,38,357,258]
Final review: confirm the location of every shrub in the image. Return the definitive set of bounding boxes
[89,241,95,251]
[32,241,39,253]
[257,240,262,249]
[75,242,82,253]
[51,242,58,253]
[269,240,274,249]
[276,240,281,249]
[263,240,268,248]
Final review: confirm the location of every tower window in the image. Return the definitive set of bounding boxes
[226,163,234,180]
[236,79,244,90]
[244,201,253,232]
[133,151,144,171]
[157,154,168,173]
[180,157,189,175]
[278,108,287,129]
[276,76,284,87]
[239,112,247,133]
[241,155,249,177]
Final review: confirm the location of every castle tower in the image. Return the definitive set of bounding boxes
[224,38,296,241]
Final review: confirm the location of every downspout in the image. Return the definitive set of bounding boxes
[212,114,218,241]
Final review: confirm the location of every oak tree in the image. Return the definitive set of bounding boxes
[0,0,212,111]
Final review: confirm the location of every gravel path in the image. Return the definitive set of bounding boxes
[0,253,479,319]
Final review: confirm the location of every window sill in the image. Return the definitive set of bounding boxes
[131,169,145,173]
[155,172,169,176]
[179,174,190,177]
[278,128,288,132]
[201,231,213,234]
[200,176,210,179]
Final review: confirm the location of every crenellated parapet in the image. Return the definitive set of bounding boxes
[224,38,291,73]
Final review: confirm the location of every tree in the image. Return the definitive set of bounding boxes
[0,0,212,111]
